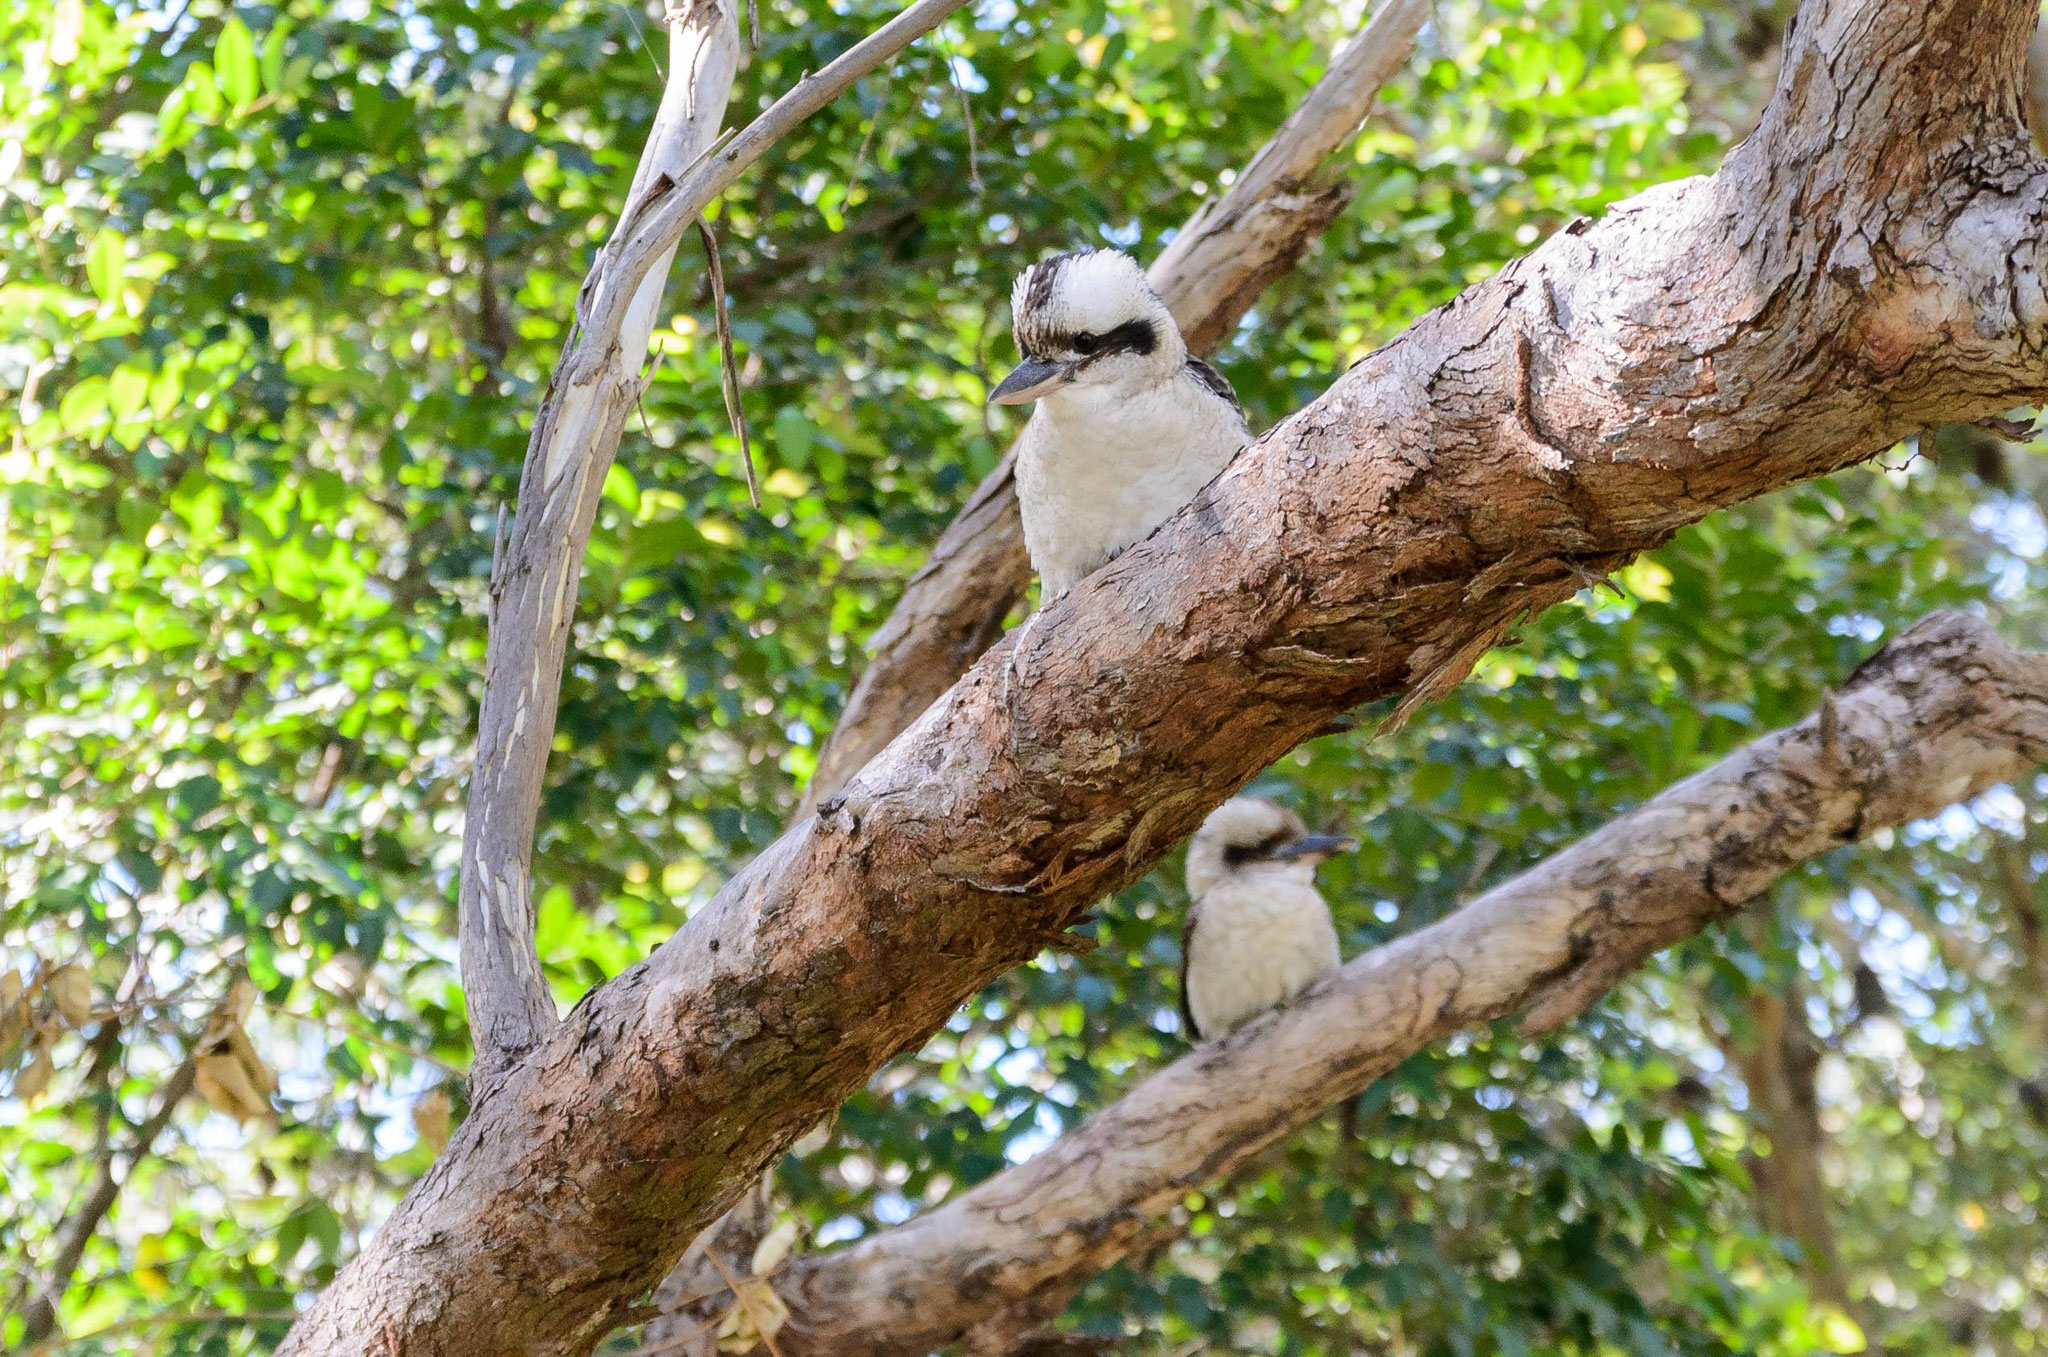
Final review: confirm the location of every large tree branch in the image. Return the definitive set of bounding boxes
[644,8,1434,1333]
[755,612,2048,1354]
[799,0,1433,811]
[284,3,2048,1353]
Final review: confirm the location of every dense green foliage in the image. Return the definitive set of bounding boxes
[4,0,2047,1353]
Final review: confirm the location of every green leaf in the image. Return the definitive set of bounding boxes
[107,364,149,421]
[216,17,260,113]
[186,61,221,120]
[261,19,293,94]
[86,228,125,305]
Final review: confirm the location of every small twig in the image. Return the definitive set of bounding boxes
[632,1311,722,1357]
[637,386,658,445]
[619,0,665,78]
[587,0,975,351]
[934,23,982,193]
[850,65,896,186]
[746,0,760,53]
[17,1045,205,1349]
[269,1007,468,1076]
[695,216,758,507]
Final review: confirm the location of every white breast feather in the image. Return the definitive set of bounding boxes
[1184,868,1340,1040]
[1016,367,1249,600]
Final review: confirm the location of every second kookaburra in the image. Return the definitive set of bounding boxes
[988,248,1251,601]
[1180,797,1353,1042]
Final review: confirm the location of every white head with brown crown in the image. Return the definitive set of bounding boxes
[1185,797,1355,900]
[987,248,1186,406]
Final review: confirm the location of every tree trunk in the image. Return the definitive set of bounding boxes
[1722,984,1854,1309]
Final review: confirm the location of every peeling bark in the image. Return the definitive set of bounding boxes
[749,613,2048,1355]
[282,4,2048,1354]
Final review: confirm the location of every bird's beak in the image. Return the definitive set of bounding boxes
[1272,833,1355,863]
[987,356,1070,405]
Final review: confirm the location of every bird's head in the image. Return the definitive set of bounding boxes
[1184,797,1355,899]
[988,248,1183,406]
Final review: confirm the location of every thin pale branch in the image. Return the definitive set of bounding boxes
[585,0,975,359]
[458,0,968,1088]
[456,0,746,1089]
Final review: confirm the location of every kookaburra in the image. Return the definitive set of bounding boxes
[988,248,1251,601]
[1179,797,1352,1042]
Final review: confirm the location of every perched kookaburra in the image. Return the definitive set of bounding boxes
[1180,797,1352,1042]
[988,248,1251,601]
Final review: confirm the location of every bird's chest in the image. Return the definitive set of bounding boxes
[1016,388,1234,577]
[1189,889,1336,984]
[1185,880,1339,1037]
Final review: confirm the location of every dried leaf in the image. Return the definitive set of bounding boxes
[749,1218,799,1277]
[15,1038,55,1102]
[223,1024,278,1096]
[196,1051,272,1123]
[47,963,93,1028]
[412,1087,452,1153]
[714,1276,790,1352]
[0,971,27,1056]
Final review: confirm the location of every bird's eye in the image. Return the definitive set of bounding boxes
[1071,333,1099,355]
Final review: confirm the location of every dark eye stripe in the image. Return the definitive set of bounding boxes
[1096,318,1156,356]
[1013,313,1156,364]
[1222,828,1292,865]
[1058,318,1157,366]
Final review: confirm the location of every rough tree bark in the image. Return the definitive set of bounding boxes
[747,613,2048,1356]
[281,2,2048,1353]
[798,0,1433,811]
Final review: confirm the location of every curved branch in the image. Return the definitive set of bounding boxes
[284,4,2048,1353]
[767,613,2048,1354]
[800,0,1433,810]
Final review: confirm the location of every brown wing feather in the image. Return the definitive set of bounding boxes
[1178,911,1202,1041]
[1184,354,1246,424]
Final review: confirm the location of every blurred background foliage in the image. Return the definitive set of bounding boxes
[3,0,2047,1353]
